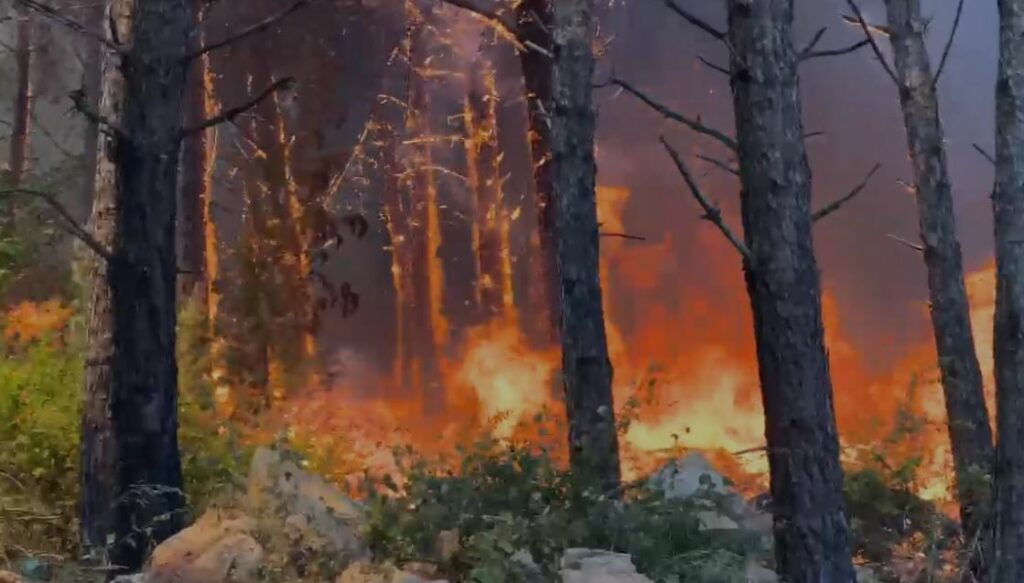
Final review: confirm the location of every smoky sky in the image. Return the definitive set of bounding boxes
[596,0,998,375]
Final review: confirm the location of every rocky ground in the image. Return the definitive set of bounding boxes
[0,450,902,583]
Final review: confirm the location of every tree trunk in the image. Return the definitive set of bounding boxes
[515,0,558,346]
[991,0,1024,579]
[80,0,190,573]
[550,0,621,494]
[9,4,32,187]
[726,2,854,580]
[78,0,105,221]
[882,2,995,552]
[178,0,215,301]
[465,54,511,318]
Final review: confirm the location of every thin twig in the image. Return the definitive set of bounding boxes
[181,78,294,137]
[696,154,739,177]
[606,78,737,151]
[973,143,996,166]
[887,234,925,253]
[188,0,309,59]
[600,232,647,241]
[661,136,750,259]
[14,0,121,52]
[844,0,900,87]
[440,0,547,57]
[933,0,966,86]
[801,39,870,61]
[661,0,725,40]
[697,55,729,76]
[0,188,112,261]
[799,27,829,57]
[813,162,881,222]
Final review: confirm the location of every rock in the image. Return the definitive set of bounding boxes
[510,549,544,583]
[248,447,367,564]
[15,557,52,581]
[856,565,882,583]
[111,576,148,583]
[0,571,24,583]
[335,561,447,583]
[648,453,729,499]
[146,508,263,583]
[436,529,460,561]
[744,562,778,583]
[559,549,653,583]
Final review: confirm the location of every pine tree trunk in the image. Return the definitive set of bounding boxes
[550,0,621,494]
[178,0,215,301]
[9,5,32,187]
[79,0,105,220]
[991,0,1024,578]
[515,0,558,345]
[726,2,854,580]
[882,1,994,550]
[80,0,190,572]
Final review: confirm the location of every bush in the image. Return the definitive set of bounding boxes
[361,437,761,583]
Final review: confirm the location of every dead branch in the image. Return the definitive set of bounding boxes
[696,154,739,177]
[661,0,725,41]
[697,55,730,76]
[188,0,309,60]
[933,0,966,86]
[600,232,647,241]
[801,39,870,61]
[606,78,737,151]
[14,0,121,52]
[0,188,112,261]
[887,234,925,253]
[661,136,750,259]
[439,0,549,57]
[973,143,996,166]
[799,27,829,57]
[813,162,881,222]
[181,77,294,137]
[843,1,900,87]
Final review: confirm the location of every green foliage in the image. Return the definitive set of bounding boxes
[362,438,759,583]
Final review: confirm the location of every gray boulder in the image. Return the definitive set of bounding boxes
[559,549,653,583]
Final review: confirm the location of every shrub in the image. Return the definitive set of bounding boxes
[361,437,761,582]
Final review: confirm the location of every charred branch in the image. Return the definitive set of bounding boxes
[438,0,549,56]
[696,154,739,177]
[812,163,881,222]
[799,27,829,56]
[933,0,966,86]
[844,1,900,87]
[661,136,750,259]
[661,0,725,41]
[801,39,870,61]
[697,55,730,76]
[605,78,737,151]
[181,78,294,137]
[0,188,112,261]
[14,0,121,52]
[973,143,996,166]
[188,0,309,60]
[600,232,647,241]
[887,233,925,253]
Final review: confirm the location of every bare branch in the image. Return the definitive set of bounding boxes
[843,0,900,87]
[801,39,870,61]
[696,154,739,177]
[439,0,550,57]
[606,78,737,151]
[181,78,294,138]
[933,0,966,86]
[661,0,725,41]
[697,55,730,76]
[188,0,309,60]
[799,27,829,57]
[600,232,647,241]
[813,163,881,222]
[661,136,750,259]
[973,143,996,166]
[887,234,924,253]
[14,0,121,52]
[0,188,112,261]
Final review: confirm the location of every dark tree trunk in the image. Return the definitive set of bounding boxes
[882,0,994,552]
[80,0,190,572]
[726,2,854,580]
[515,0,559,346]
[550,0,621,494]
[9,5,32,187]
[177,0,214,300]
[991,0,1024,579]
